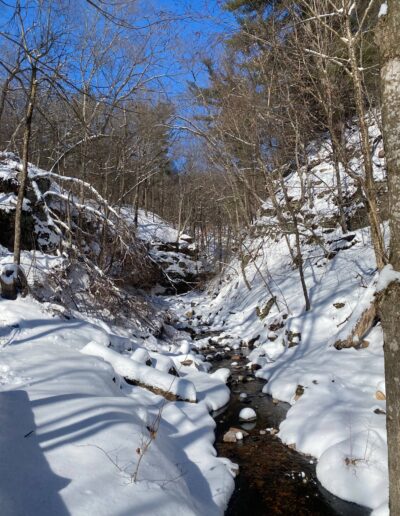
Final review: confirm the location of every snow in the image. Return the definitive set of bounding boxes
[376,264,400,292]
[378,2,388,18]
[239,408,257,421]
[0,296,235,515]
[185,371,230,412]
[0,114,392,514]
[165,115,390,514]
[131,347,152,364]
[197,229,388,513]
[82,341,197,402]
[211,367,231,384]
[317,430,388,509]
[0,263,18,285]
[127,208,182,244]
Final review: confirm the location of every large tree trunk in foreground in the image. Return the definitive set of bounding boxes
[377,2,400,514]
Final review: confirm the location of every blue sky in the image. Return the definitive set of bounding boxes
[0,0,235,99]
[147,0,235,99]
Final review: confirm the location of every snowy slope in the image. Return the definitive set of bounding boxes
[0,152,199,291]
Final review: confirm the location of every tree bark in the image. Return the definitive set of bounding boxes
[377,2,400,514]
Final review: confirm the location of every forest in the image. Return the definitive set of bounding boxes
[0,1,399,515]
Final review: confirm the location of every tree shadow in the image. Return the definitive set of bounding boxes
[0,390,71,516]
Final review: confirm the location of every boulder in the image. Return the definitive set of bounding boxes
[0,264,28,300]
[223,427,250,442]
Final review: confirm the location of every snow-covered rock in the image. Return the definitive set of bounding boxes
[239,407,257,422]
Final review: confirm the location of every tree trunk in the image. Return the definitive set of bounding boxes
[279,172,311,311]
[330,130,348,233]
[14,66,37,266]
[0,63,20,125]
[345,14,387,269]
[377,2,400,514]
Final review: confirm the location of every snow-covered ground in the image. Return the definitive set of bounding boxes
[0,294,236,515]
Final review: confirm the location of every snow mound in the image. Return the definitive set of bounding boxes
[317,430,388,511]
[82,341,197,402]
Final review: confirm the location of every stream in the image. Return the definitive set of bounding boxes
[192,329,371,516]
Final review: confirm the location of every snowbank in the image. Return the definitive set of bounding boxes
[82,341,197,402]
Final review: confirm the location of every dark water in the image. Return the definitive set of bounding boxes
[194,333,371,516]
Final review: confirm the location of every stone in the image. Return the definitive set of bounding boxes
[223,431,237,443]
[333,302,345,309]
[255,297,276,320]
[247,335,260,349]
[223,427,249,443]
[180,359,193,366]
[230,427,249,437]
[287,330,301,348]
[239,407,257,422]
[294,384,305,401]
[229,463,240,477]
[0,264,28,300]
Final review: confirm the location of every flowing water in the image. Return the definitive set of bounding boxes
[193,331,371,516]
